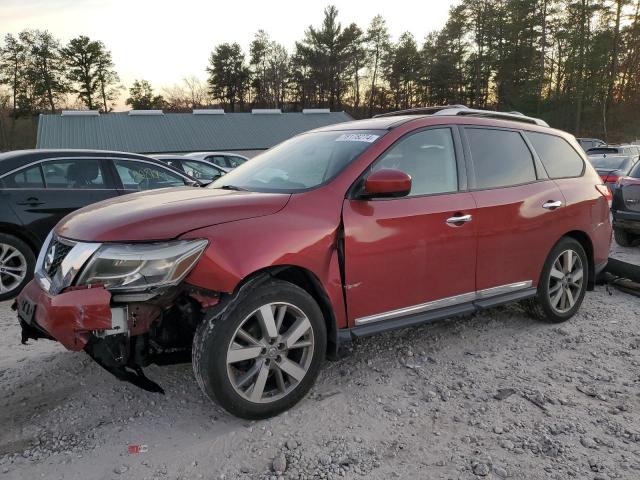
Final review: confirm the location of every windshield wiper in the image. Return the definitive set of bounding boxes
[217,184,248,191]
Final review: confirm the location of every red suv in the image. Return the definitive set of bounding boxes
[15,107,612,419]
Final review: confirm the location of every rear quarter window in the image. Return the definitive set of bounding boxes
[526,132,585,178]
[1,164,45,188]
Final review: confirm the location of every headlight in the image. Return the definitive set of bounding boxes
[76,240,208,292]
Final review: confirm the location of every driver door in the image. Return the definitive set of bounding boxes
[342,127,478,327]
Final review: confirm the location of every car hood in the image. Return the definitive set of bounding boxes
[56,187,291,242]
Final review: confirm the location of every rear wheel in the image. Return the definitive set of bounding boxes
[0,234,35,301]
[523,237,588,323]
[614,228,639,247]
[193,279,326,419]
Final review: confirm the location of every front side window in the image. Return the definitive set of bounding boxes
[42,159,105,189]
[1,165,44,188]
[370,128,458,196]
[526,132,584,178]
[114,160,187,191]
[466,128,536,189]
[210,130,384,193]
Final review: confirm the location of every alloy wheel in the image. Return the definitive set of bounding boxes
[226,302,315,404]
[548,249,584,314]
[0,243,27,295]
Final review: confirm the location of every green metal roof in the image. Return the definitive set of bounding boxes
[36,111,353,153]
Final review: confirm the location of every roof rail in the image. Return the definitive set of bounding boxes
[374,105,468,118]
[374,105,549,127]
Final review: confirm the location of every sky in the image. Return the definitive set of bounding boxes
[1,0,457,108]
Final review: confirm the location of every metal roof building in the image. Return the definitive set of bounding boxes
[36,109,353,156]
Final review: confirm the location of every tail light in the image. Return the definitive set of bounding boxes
[600,174,620,183]
[595,184,612,208]
[617,176,640,187]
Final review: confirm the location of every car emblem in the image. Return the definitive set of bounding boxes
[44,242,56,271]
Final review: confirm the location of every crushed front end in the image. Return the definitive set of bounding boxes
[15,233,215,393]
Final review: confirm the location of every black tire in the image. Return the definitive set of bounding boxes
[522,237,588,323]
[192,277,327,419]
[614,228,639,247]
[0,233,35,302]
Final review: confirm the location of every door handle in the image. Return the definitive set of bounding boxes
[542,200,562,210]
[17,197,44,206]
[446,214,472,225]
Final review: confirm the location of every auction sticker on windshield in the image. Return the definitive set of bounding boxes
[336,133,379,143]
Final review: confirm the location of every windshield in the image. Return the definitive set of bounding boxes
[209,130,384,193]
[589,156,632,171]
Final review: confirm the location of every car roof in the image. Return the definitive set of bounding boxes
[0,149,161,176]
[185,151,249,158]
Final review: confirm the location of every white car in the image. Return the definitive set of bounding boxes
[152,155,226,184]
[184,152,250,172]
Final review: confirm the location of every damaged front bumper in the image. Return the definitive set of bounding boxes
[15,279,167,393]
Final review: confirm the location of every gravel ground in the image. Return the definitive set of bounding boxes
[1,245,639,480]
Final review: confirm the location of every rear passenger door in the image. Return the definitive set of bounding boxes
[463,127,566,293]
[6,158,118,243]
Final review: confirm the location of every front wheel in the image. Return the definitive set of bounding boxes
[523,237,588,323]
[193,279,326,419]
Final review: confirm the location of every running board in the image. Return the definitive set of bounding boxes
[342,287,537,340]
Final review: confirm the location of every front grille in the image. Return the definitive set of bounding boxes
[45,239,74,277]
[622,185,640,212]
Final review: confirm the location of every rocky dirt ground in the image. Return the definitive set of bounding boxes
[1,245,639,480]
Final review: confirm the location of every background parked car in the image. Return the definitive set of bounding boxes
[586,145,640,191]
[0,149,199,300]
[184,152,250,171]
[577,137,606,151]
[153,155,226,184]
[612,160,640,246]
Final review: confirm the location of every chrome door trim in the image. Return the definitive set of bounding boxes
[354,280,533,326]
[476,280,532,299]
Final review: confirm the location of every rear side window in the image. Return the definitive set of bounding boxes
[1,165,45,188]
[42,159,106,189]
[466,128,536,189]
[526,132,584,178]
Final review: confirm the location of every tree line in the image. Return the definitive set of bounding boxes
[2,1,640,149]
[204,1,640,140]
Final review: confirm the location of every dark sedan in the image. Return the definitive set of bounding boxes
[0,149,199,300]
[612,161,640,246]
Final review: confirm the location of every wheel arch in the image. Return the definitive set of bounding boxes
[0,223,40,255]
[233,265,341,359]
[562,230,595,291]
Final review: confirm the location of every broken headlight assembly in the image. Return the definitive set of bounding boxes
[75,239,208,295]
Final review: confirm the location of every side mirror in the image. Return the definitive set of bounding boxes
[362,169,412,198]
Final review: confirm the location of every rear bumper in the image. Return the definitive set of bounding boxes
[16,280,113,351]
[613,210,640,232]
